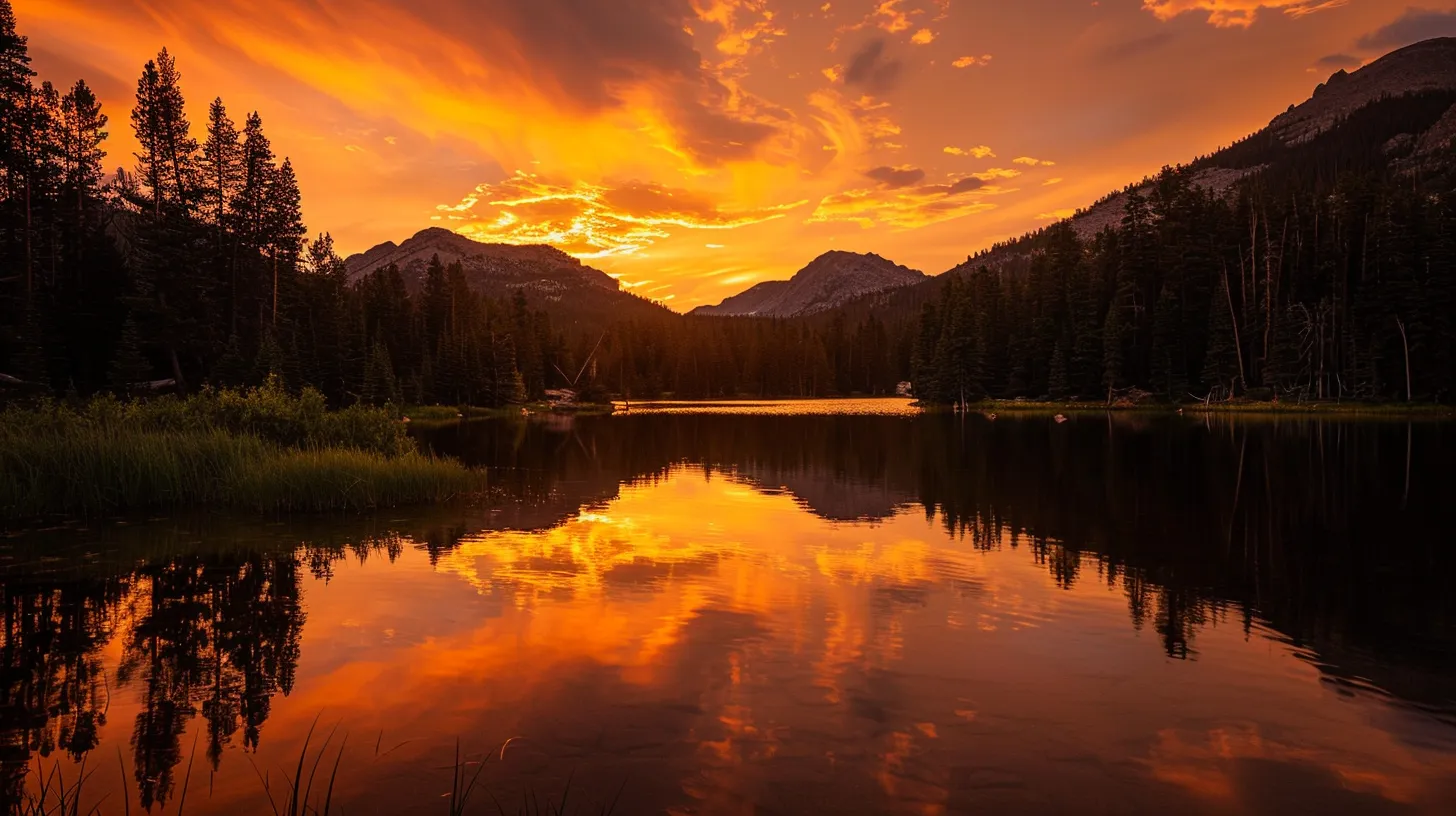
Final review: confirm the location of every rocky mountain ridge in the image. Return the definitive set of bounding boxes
[691,251,926,318]
[343,227,670,330]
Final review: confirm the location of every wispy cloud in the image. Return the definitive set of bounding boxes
[1143,0,1346,28]
[952,54,993,68]
[945,145,995,158]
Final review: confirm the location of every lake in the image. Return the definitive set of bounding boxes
[4,403,1455,814]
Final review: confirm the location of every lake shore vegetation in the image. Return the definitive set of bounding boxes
[0,379,480,519]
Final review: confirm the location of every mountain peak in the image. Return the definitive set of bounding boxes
[1271,37,1456,145]
[692,251,926,318]
[341,228,674,331]
[344,228,588,285]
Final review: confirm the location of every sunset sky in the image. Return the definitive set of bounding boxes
[15,0,1456,309]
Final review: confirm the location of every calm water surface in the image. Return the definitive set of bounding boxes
[4,404,1456,814]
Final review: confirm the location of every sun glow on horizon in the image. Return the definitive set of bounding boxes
[13,0,1435,309]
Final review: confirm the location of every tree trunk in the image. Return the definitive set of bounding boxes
[168,347,187,393]
[1222,262,1247,392]
[1396,315,1412,402]
[24,176,33,305]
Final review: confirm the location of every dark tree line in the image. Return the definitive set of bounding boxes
[913,92,1456,405]
[582,310,913,400]
[0,5,549,407]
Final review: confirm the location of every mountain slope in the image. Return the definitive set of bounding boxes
[692,251,926,318]
[831,37,1456,327]
[1271,37,1456,145]
[344,227,672,330]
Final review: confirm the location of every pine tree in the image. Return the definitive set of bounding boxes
[1201,287,1239,397]
[57,80,106,223]
[492,332,525,406]
[263,157,304,326]
[232,112,273,248]
[198,98,241,231]
[107,315,152,391]
[253,328,285,386]
[211,333,249,388]
[130,49,196,215]
[362,340,398,405]
[0,0,35,182]
[10,303,47,384]
[1048,341,1069,399]
[1150,279,1187,399]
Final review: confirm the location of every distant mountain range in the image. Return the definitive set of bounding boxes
[343,227,673,332]
[351,38,1456,328]
[690,251,926,318]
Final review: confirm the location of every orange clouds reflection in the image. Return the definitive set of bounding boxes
[1144,723,1456,808]
[39,464,1456,814]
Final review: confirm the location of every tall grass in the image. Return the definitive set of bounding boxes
[20,733,621,816]
[0,380,481,519]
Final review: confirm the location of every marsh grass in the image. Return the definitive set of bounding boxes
[19,732,623,816]
[1,380,481,519]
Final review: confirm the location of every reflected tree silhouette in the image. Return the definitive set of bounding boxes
[0,412,1452,810]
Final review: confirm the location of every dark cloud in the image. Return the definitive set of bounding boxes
[112,0,782,167]
[429,0,702,110]
[946,176,986,195]
[663,79,780,163]
[437,0,779,165]
[1098,31,1175,64]
[1356,8,1456,52]
[1314,53,1363,70]
[844,39,903,92]
[864,165,926,188]
[916,177,986,196]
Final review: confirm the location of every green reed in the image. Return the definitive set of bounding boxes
[0,380,481,519]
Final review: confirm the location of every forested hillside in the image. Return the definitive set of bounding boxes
[910,88,1456,404]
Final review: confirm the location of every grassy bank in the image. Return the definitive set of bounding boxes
[1,381,481,519]
[402,402,615,426]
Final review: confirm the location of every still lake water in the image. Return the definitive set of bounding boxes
[4,402,1456,814]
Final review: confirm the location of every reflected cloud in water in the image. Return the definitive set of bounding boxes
[4,412,1455,813]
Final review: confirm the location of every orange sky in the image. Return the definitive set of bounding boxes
[15,0,1456,309]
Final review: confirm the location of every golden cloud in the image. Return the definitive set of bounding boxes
[972,167,1023,181]
[438,173,805,259]
[809,90,905,157]
[694,0,788,68]
[874,0,914,33]
[911,28,936,45]
[1037,208,1077,220]
[945,145,996,158]
[952,54,993,68]
[1013,156,1056,166]
[1142,0,1347,28]
[807,171,1010,230]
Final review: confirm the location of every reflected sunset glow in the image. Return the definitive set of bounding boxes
[12,449,1451,814]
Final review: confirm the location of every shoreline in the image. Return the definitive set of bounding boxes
[918,400,1455,418]
[413,397,1455,419]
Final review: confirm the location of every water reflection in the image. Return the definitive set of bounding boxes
[2,411,1454,813]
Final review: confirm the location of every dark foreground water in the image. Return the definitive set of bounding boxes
[4,402,1456,814]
